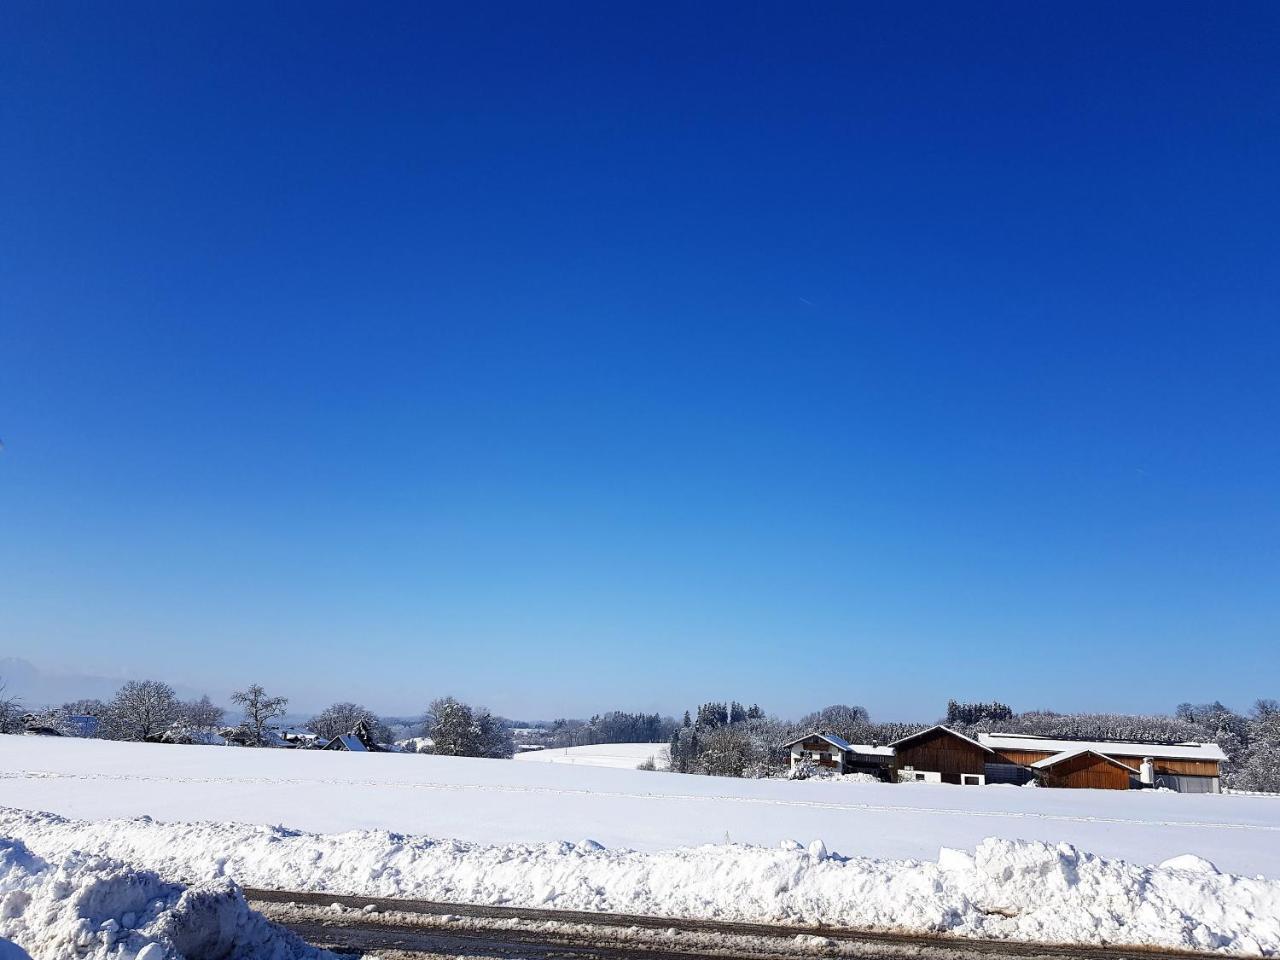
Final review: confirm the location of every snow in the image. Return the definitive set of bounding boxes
[4,808,1280,955]
[6,735,1280,954]
[781,734,893,756]
[2,735,1279,876]
[394,736,432,752]
[980,732,1229,763]
[512,742,670,769]
[2,735,1278,878]
[0,835,337,960]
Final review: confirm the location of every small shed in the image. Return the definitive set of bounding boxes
[890,725,994,785]
[1031,749,1138,790]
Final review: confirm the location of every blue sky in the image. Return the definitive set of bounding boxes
[1,3,1277,720]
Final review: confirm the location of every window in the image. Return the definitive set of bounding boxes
[914,773,926,782]
[962,775,981,786]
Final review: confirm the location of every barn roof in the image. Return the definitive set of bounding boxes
[889,725,995,753]
[978,732,1227,762]
[1030,748,1140,775]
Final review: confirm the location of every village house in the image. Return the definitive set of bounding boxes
[782,732,894,779]
[322,718,384,752]
[788,725,1226,792]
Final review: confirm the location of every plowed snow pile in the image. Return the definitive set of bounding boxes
[0,834,337,960]
[4,807,1279,956]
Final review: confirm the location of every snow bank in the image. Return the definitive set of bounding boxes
[4,807,1279,955]
[0,834,337,960]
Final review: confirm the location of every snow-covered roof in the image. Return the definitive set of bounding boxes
[1030,749,1140,774]
[889,725,995,753]
[847,743,895,756]
[782,731,853,752]
[978,732,1227,763]
[781,732,894,756]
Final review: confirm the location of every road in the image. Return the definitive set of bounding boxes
[247,888,1216,960]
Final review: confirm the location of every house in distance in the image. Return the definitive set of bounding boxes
[783,732,895,777]
[788,725,1226,792]
[322,719,384,753]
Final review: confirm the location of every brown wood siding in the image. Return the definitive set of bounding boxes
[991,749,1055,765]
[989,748,1219,777]
[895,729,987,776]
[1106,756,1219,777]
[1039,753,1131,790]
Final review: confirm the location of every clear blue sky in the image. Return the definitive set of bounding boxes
[2,3,1277,720]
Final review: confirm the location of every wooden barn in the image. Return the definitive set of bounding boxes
[1030,749,1138,790]
[978,732,1225,792]
[889,725,993,784]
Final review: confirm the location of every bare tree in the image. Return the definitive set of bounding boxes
[107,680,181,741]
[183,695,226,733]
[0,678,22,734]
[230,683,288,746]
[307,702,391,743]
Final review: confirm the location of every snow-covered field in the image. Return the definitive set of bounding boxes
[3,735,1277,874]
[514,741,669,769]
[4,735,1280,955]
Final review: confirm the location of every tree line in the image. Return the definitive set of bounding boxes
[0,675,516,759]
[1,678,292,746]
[543,711,677,748]
[4,674,1277,790]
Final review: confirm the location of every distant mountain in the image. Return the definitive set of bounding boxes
[0,657,206,709]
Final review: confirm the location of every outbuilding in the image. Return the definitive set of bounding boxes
[890,725,993,785]
[1029,749,1138,790]
[978,732,1225,792]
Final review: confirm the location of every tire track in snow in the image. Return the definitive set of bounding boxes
[2,770,1276,836]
